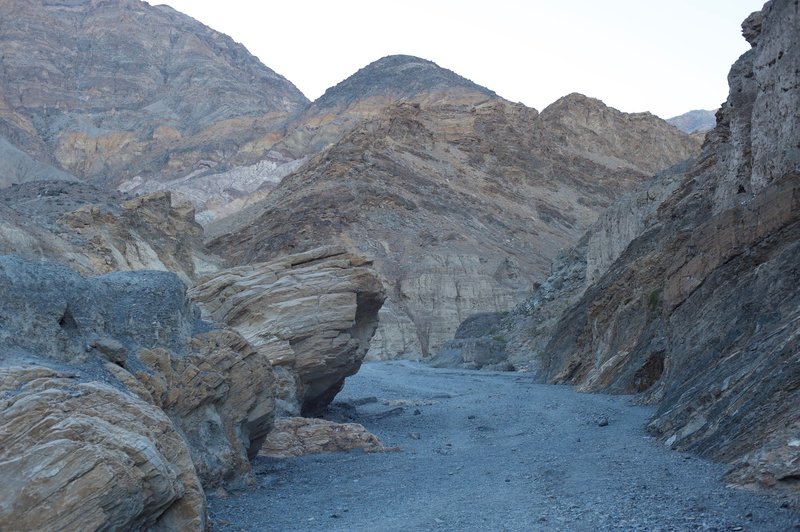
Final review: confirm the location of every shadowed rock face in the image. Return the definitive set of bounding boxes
[190,246,386,417]
[0,256,277,529]
[209,94,699,361]
[0,0,308,186]
[481,0,799,496]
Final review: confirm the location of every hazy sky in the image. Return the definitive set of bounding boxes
[159,0,762,119]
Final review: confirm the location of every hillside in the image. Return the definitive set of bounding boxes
[209,91,699,359]
[0,0,308,188]
[667,109,717,133]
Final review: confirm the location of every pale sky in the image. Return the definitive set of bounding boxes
[158,0,762,119]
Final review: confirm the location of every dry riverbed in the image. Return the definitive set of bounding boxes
[210,361,799,531]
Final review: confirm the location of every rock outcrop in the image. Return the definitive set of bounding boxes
[190,246,385,416]
[260,417,391,458]
[209,93,699,360]
[0,367,206,531]
[0,0,308,189]
[0,182,217,281]
[0,256,278,529]
[472,0,799,495]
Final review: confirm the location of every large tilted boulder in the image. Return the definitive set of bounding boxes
[0,256,276,529]
[190,246,385,416]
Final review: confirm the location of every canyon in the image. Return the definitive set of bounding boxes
[0,0,797,530]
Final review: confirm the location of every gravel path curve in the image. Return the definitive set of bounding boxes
[210,361,799,531]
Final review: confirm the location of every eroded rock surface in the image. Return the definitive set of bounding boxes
[0,367,206,531]
[0,0,308,188]
[190,246,385,416]
[0,182,217,280]
[0,256,277,528]
[260,417,390,458]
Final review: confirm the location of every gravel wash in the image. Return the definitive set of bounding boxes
[210,361,800,531]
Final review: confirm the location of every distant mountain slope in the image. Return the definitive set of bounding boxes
[667,109,717,133]
[275,55,497,157]
[315,55,496,108]
[209,93,700,360]
[0,0,309,186]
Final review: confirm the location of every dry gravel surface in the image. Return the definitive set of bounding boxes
[209,361,800,531]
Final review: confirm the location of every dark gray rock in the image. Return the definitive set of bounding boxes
[0,255,199,367]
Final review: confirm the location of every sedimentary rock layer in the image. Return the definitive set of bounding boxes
[484,0,799,495]
[190,246,385,416]
[0,0,308,186]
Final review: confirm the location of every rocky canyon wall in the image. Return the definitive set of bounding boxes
[480,0,799,494]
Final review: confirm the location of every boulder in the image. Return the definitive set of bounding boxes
[190,246,385,416]
[0,367,206,531]
[260,417,391,458]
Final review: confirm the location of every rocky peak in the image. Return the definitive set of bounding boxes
[536,92,702,176]
[275,55,498,157]
[315,54,496,108]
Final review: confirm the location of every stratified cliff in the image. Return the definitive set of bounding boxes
[487,0,799,494]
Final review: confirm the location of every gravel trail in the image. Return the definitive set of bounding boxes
[210,361,799,531]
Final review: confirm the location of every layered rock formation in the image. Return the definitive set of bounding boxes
[0,0,308,189]
[461,0,799,495]
[0,366,206,531]
[0,256,277,529]
[260,417,391,458]
[0,181,216,281]
[190,246,385,416]
[209,90,699,360]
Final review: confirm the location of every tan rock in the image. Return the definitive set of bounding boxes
[260,417,392,458]
[134,329,276,486]
[190,246,385,415]
[0,367,206,531]
[58,190,214,281]
[0,257,278,527]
